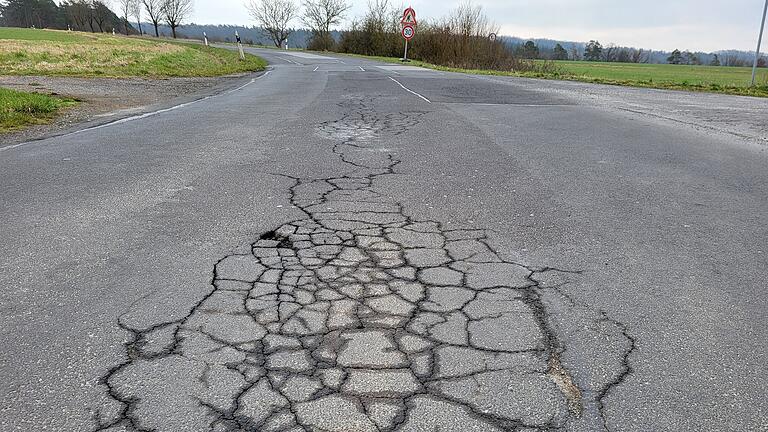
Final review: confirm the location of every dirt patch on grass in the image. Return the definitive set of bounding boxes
[0,74,249,146]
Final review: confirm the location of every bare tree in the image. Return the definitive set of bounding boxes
[631,48,648,63]
[569,44,580,60]
[86,0,96,31]
[450,1,492,37]
[63,0,91,31]
[302,0,350,50]
[722,53,745,67]
[602,43,618,62]
[142,0,163,36]
[131,0,143,34]
[92,0,111,32]
[359,0,399,56]
[246,0,298,48]
[163,0,192,38]
[119,0,132,33]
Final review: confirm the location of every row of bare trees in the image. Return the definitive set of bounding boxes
[0,0,190,36]
[597,43,651,63]
[338,0,557,73]
[114,0,192,37]
[245,0,557,73]
[405,2,512,69]
[245,0,348,49]
[338,0,405,57]
[61,0,116,32]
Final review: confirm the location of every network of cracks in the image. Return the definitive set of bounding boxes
[96,95,634,432]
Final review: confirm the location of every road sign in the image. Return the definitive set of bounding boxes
[401,7,417,26]
[489,33,497,42]
[400,8,417,62]
[402,25,415,41]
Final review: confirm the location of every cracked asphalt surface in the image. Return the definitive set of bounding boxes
[1,48,767,431]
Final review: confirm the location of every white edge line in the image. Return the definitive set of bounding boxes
[388,76,431,104]
[0,71,272,153]
[337,60,346,64]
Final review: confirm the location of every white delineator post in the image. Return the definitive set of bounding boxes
[752,0,768,86]
[235,31,245,61]
[203,31,209,47]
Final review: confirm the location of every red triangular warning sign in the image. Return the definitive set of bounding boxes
[401,7,417,25]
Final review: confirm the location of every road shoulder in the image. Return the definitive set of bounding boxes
[0,72,265,148]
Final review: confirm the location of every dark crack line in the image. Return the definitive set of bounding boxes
[95,93,636,432]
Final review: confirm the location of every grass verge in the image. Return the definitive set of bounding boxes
[0,27,267,77]
[0,87,76,132]
[340,53,768,98]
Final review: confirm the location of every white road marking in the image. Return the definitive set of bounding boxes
[337,60,346,64]
[451,102,574,107]
[280,57,301,65]
[388,77,431,104]
[0,71,273,153]
[282,52,335,60]
[313,66,319,72]
[377,65,432,72]
[359,66,365,71]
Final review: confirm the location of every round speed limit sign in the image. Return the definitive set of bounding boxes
[402,25,415,41]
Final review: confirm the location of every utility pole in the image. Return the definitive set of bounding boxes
[752,0,768,86]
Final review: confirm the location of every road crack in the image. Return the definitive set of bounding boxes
[94,93,634,432]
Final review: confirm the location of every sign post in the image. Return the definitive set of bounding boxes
[400,7,417,62]
[402,25,415,61]
[752,0,768,86]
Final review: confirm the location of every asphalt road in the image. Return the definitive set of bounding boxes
[1,48,766,432]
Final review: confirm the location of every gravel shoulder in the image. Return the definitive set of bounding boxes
[0,74,256,146]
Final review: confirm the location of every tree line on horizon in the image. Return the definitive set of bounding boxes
[243,0,764,69]
[0,0,124,33]
[1,0,764,68]
[0,0,193,38]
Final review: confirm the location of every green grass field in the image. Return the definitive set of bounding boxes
[0,87,75,132]
[343,53,768,97]
[0,27,267,77]
[554,60,768,95]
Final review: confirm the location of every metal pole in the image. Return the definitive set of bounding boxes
[752,0,768,86]
[403,39,409,62]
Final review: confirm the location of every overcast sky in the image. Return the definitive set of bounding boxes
[190,0,766,52]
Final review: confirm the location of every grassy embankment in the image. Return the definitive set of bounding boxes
[0,27,267,131]
[0,27,267,76]
[344,53,768,98]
